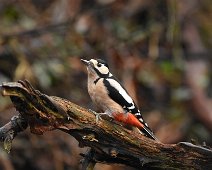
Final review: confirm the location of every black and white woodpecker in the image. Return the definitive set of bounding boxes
[81,58,157,140]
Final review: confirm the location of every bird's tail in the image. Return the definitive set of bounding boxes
[113,112,159,141]
[140,125,159,141]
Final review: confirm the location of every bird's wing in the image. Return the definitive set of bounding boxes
[103,78,139,114]
[103,77,158,141]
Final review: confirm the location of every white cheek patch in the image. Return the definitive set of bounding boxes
[108,79,133,104]
[99,66,109,74]
[89,59,109,75]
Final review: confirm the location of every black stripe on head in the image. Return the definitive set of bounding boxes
[92,59,110,78]
[96,59,109,68]
[93,67,109,78]
[94,77,100,84]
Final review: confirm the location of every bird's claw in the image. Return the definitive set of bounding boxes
[95,114,103,123]
[89,109,103,123]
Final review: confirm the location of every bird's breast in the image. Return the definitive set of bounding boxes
[88,78,123,114]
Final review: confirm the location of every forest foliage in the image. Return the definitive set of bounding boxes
[0,0,211,170]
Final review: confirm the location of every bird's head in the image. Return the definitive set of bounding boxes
[81,58,111,78]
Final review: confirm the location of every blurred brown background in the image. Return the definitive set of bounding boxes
[0,0,211,170]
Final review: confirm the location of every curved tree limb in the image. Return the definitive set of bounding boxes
[0,80,211,169]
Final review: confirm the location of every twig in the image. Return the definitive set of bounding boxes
[1,20,73,41]
[0,115,28,153]
[80,149,96,170]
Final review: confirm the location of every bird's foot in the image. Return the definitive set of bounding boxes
[89,109,107,123]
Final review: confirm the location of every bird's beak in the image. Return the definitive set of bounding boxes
[81,59,89,66]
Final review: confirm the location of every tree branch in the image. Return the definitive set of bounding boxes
[0,80,211,169]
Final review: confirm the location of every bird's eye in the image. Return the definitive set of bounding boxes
[97,63,102,67]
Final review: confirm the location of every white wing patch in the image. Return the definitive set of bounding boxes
[107,79,133,104]
[139,118,144,122]
[128,105,135,110]
[135,113,141,116]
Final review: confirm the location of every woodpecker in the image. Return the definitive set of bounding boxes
[81,58,157,140]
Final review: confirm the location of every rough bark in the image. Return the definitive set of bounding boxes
[0,80,211,170]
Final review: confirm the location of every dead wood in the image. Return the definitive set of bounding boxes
[0,80,211,169]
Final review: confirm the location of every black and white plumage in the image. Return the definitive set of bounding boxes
[81,58,157,140]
